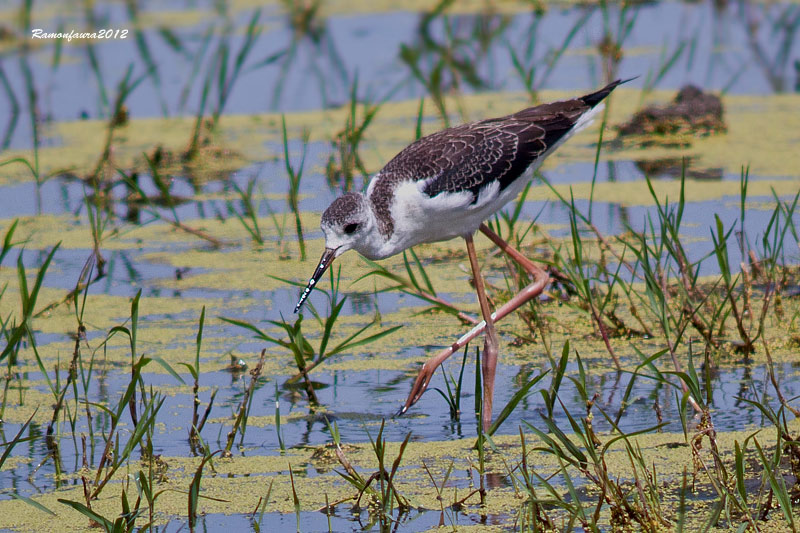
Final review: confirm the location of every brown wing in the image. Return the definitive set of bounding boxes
[371,101,586,203]
[369,80,625,235]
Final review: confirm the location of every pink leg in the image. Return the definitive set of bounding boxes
[400,224,550,415]
[464,234,499,433]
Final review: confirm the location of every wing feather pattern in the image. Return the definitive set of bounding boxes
[368,79,626,236]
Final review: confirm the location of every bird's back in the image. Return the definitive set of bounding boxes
[367,80,626,242]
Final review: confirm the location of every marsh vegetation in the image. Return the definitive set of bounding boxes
[1,0,800,531]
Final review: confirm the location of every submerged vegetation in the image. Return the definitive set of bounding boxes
[1,0,800,531]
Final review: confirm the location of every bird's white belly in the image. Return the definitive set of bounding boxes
[379,169,535,257]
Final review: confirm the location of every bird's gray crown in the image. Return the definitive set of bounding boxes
[321,192,367,228]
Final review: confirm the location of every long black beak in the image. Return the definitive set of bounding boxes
[294,247,337,313]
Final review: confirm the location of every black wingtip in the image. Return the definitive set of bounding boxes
[581,76,639,108]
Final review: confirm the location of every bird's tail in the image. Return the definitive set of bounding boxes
[580,77,638,108]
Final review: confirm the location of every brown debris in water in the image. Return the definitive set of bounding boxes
[141,117,245,184]
[618,85,727,142]
[635,157,723,181]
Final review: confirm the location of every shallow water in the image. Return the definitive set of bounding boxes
[1,0,800,531]
[2,0,798,150]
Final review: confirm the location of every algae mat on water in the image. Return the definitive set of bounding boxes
[3,89,799,184]
[1,420,799,530]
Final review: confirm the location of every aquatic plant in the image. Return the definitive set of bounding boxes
[2,3,800,531]
[399,0,507,124]
[282,115,309,261]
[432,344,469,420]
[60,484,145,532]
[188,450,225,532]
[327,419,411,526]
[269,0,348,109]
[523,346,669,532]
[0,410,36,470]
[509,8,591,102]
[365,421,412,523]
[186,8,262,160]
[90,65,147,181]
[224,349,267,454]
[325,75,386,192]
[224,267,400,406]
[227,177,265,245]
[421,459,457,529]
[211,9,263,126]
[0,244,59,367]
[117,167,224,247]
[179,307,217,451]
[358,249,476,324]
[251,478,274,533]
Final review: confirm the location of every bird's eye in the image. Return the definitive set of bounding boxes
[344,223,359,235]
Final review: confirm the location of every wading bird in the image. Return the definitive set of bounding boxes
[295,79,628,431]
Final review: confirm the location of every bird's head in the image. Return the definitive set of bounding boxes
[294,193,375,313]
[319,192,374,255]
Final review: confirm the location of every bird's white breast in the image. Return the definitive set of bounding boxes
[374,176,521,257]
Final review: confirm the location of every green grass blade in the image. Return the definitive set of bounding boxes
[486,370,548,437]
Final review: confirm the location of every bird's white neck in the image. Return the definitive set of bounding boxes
[348,198,396,260]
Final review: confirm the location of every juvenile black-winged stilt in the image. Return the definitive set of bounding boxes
[295,79,628,431]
